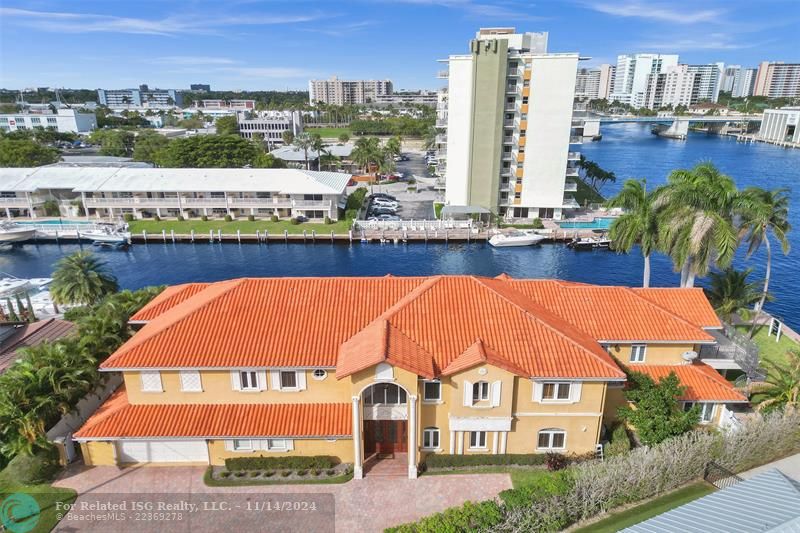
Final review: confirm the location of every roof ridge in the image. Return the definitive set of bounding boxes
[622,286,714,337]
[473,277,625,378]
[102,279,247,368]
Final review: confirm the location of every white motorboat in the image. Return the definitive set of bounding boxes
[567,236,613,250]
[78,225,131,245]
[489,230,546,248]
[0,221,36,243]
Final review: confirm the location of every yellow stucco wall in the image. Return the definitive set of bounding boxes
[124,369,351,405]
[81,441,116,466]
[207,439,353,466]
[507,415,602,455]
[607,344,695,366]
[447,364,515,418]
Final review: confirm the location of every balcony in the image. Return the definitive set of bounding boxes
[506,85,519,94]
[435,134,447,145]
[566,167,579,178]
[563,196,580,209]
[84,197,180,208]
[292,200,332,208]
[698,325,763,379]
[569,136,583,145]
[567,151,581,160]
[182,197,227,207]
[0,197,34,207]
[564,180,578,192]
[435,119,448,128]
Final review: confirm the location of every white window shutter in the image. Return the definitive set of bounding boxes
[463,380,472,406]
[491,380,502,407]
[570,382,582,403]
[532,381,543,402]
[296,371,307,390]
[258,370,268,391]
[230,370,241,391]
[224,440,234,451]
[270,370,281,390]
[286,439,294,451]
[140,371,162,392]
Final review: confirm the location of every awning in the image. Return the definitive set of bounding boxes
[441,205,492,215]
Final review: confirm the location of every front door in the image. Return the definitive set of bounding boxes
[364,420,407,457]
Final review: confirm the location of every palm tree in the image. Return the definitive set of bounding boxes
[754,350,800,414]
[292,133,313,170]
[705,267,764,323]
[281,130,295,146]
[653,162,740,287]
[351,137,382,177]
[309,133,327,171]
[607,179,659,287]
[738,187,791,337]
[337,132,350,145]
[50,251,118,306]
[385,136,402,157]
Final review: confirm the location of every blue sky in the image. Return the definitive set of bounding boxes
[0,0,797,91]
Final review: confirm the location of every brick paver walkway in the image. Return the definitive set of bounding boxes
[53,464,511,532]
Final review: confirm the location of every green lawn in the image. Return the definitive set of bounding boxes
[423,466,553,489]
[0,476,76,533]
[304,127,352,139]
[129,219,353,236]
[573,482,715,533]
[738,324,799,371]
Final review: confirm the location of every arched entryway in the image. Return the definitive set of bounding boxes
[362,382,408,457]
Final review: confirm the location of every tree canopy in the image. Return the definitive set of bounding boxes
[153,135,258,168]
[0,136,60,167]
[215,116,239,136]
[50,251,119,306]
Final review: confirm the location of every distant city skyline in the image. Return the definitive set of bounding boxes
[0,0,798,91]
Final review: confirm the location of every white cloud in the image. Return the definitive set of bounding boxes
[0,7,326,36]
[584,1,724,24]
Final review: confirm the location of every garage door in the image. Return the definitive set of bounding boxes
[117,440,208,463]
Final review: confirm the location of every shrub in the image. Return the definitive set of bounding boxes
[324,216,332,225]
[224,456,336,471]
[312,469,322,476]
[247,215,255,222]
[234,471,246,478]
[387,500,504,533]
[123,213,134,222]
[425,453,547,469]
[249,471,261,477]
[270,215,279,222]
[296,469,308,476]
[153,215,161,221]
[42,199,61,217]
[345,208,358,220]
[220,471,231,478]
[326,469,336,476]
[201,215,208,221]
[499,470,574,510]
[546,453,568,471]
[177,215,185,222]
[290,217,301,225]
[280,471,292,477]
[605,424,632,457]
[0,447,61,485]
[345,188,367,211]
[264,471,275,477]
[224,214,233,222]
[531,217,544,229]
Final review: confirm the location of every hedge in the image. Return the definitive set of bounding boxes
[224,456,336,471]
[604,423,632,457]
[345,188,367,211]
[386,500,504,533]
[425,453,547,469]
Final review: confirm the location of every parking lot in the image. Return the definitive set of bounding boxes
[361,150,437,222]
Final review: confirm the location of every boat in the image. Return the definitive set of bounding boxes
[78,224,131,245]
[0,275,65,318]
[0,221,37,243]
[489,230,546,248]
[567,236,613,250]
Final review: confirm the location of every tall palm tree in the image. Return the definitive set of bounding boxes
[754,350,800,414]
[292,133,313,170]
[738,187,791,337]
[309,133,327,171]
[653,162,740,287]
[351,137,382,177]
[607,179,659,287]
[50,251,118,306]
[705,267,764,323]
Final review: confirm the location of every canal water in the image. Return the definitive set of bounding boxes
[6,124,800,329]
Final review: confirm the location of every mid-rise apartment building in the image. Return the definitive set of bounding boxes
[754,62,800,98]
[575,64,614,100]
[721,65,741,93]
[237,111,304,143]
[371,91,438,107]
[308,77,393,105]
[733,68,757,98]
[644,65,698,109]
[0,107,97,134]
[442,28,581,221]
[686,63,724,103]
[97,85,183,108]
[611,54,679,108]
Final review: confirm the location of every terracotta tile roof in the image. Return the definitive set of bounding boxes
[507,280,716,342]
[102,276,716,381]
[632,288,722,329]
[129,283,211,322]
[0,319,76,374]
[441,338,529,376]
[73,388,352,439]
[629,362,747,402]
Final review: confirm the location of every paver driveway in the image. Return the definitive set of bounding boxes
[53,465,511,532]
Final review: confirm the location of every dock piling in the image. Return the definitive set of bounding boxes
[331,230,334,243]
[191,229,195,243]
[284,230,288,242]
[303,230,307,242]
[170,230,175,243]
[217,229,221,242]
[142,230,147,243]
[311,230,316,242]
[265,230,269,242]
[162,229,166,242]
[348,229,353,243]
[237,229,241,244]
[209,229,213,243]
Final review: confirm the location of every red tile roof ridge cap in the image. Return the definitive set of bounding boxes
[376,275,444,322]
[101,279,247,369]
[620,285,717,338]
[385,322,436,378]
[474,276,625,378]
[130,283,211,320]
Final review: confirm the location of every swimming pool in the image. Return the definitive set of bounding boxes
[557,217,616,229]
[17,220,93,225]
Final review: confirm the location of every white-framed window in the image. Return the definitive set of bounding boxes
[542,382,571,401]
[140,370,162,392]
[312,369,327,381]
[472,381,489,403]
[232,439,253,451]
[240,370,259,391]
[179,370,202,392]
[469,431,487,449]
[280,370,297,389]
[266,439,289,451]
[537,429,566,450]
[422,427,440,450]
[423,380,441,402]
[363,383,407,405]
[630,344,647,363]
[684,402,716,423]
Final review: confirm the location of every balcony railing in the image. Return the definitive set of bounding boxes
[567,151,581,160]
[566,167,579,178]
[569,136,583,144]
[563,196,580,208]
[564,181,578,192]
[698,324,763,380]
[0,197,34,206]
[83,196,332,210]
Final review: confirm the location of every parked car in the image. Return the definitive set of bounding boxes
[370,207,397,216]
[294,215,308,223]
[371,193,397,201]
[377,214,401,221]
[372,200,399,209]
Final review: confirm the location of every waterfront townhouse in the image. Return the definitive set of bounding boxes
[74,276,746,479]
[0,167,351,221]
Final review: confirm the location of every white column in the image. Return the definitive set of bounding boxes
[81,192,88,220]
[25,192,36,219]
[177,193,184,218]
[449,431,455,454]
[352,396,363,479]
[499,431,508,454]
[224,192,231,216]
[492,431,499,454]
[408,395,418,479]
[456,431,464,454]
[4,207,10,220]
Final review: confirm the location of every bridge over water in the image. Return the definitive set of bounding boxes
[581,114,762,140]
